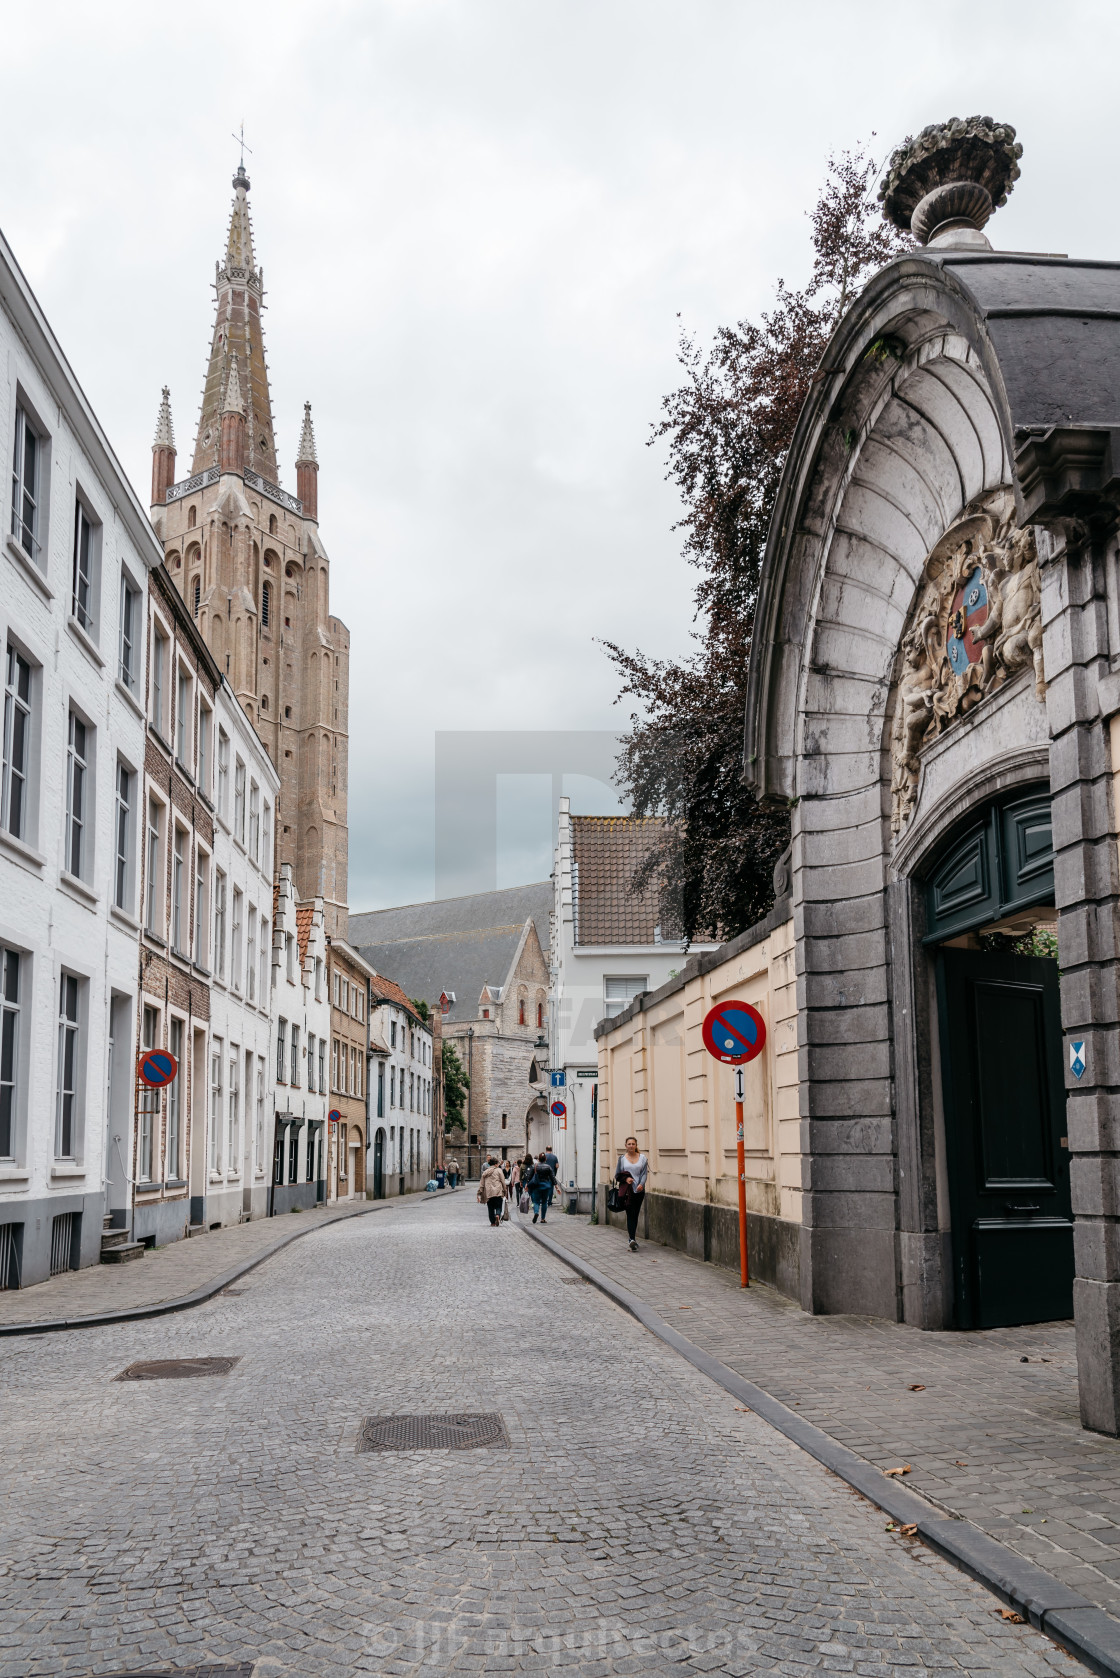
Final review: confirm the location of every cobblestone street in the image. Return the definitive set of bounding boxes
[0,1193,1087,1677]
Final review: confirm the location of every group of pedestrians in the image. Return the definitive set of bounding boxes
[475,1135,648,1252]
[477,1149,559,1227]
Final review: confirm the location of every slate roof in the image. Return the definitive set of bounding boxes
[571,816,667,946]
[349,883,551,1024]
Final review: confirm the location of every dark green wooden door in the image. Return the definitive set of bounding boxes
[937,948,1072,1329]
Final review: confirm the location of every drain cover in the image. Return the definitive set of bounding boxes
[115,1357,241,1381]
[357,1412,509,1452]
[111,1666,253,1677]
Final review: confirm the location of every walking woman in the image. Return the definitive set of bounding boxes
[478,1156,507,1227]
[529,1152,555,1224]
[615,1136,648,1252]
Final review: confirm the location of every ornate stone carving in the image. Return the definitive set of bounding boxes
[879,116,1022,247]
[890,492,1045,832]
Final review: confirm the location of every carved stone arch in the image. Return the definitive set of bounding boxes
[743,258,1031,1326]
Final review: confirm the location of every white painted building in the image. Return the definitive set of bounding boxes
[271,861,330,1211]
[550,798,718,1210]
[203,674,280,1227]
[0,226,160,1287]
[368,974,434,1197]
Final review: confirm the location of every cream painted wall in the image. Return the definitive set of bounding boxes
[596,917,800,1225]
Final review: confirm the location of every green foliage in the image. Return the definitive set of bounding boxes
[411,996,431,1023]
[605,145,911,944]
[442,1041,469,1130]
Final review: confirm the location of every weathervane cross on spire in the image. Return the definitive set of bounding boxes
[232,122,253,169]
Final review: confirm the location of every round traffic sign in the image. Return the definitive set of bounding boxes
[137,1050,178,1088]
[550,1100,567,1118]
[328,1109,342,1124]
[701,1000,766,1065]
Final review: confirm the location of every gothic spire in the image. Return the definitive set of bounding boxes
[295,401,317,466]
[150,386,177,506]
[190,166,279,480]
[153,385,175,449]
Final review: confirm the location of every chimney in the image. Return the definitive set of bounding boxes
[220,358,247,476]
[150,386,177,505]
[295,401,319,522]
[879,116,1023,250]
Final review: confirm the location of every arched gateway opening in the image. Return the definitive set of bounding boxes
[921,786,1071,1329]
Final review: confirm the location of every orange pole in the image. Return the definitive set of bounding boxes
[736,1075,749,1288]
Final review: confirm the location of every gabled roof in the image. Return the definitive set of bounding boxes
[296,905,315,964]
[369,973,427,1027]
[350,883,551,1023]
[570,816,668,946]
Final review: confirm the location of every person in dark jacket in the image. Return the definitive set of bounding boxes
[615,1136,649,1251]
[529,1153,555,1224]
[544,1147,560,1212]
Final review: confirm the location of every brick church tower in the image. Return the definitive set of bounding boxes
[149,164,350,933]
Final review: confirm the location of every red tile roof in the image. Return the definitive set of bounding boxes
[369,972,426,1025]
[296,904,314,964]
[571,816,669,946]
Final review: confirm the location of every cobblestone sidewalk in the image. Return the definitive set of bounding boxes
[529,1209,1120,1623]
[0,1189,448,1327]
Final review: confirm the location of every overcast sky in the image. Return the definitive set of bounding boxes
[4,0,1118,908]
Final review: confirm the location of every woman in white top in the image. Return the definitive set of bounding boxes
[615,1136,649,1252]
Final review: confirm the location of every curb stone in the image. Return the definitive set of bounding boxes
[521,1217,1120,1678]
[0,1189,453,1338]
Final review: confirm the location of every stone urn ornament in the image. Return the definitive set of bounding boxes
[879,116,1022,248]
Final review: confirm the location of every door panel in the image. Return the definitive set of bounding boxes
[937,948,1071,1329]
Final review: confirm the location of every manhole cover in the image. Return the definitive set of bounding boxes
[115,1357,241,1381]
[357,1412,509,1452]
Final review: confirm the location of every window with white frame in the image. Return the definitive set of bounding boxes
[290,1024,300,1089]
[210,1036,223,1171]
[71,499,98,635]
[217,729,229,818]
[171,826,187,953]
[262,801,271,877]
[307,1033,316,1094]
[65,711,90,880]
[228,1046,240,1175]
[197,703,211,798]
[55,973,81,1160]
[151,626,167,738]
[604,975,649,1019]
[231,887,243,991]
[139,1004,158,1183]
[175,667,189,765]
[331,1037,339,1091]
[276,1017,287,1083]
[114,763,132,912]
[11,405,44,563]
[318,1037,325,1094]
[145,796,162,933]
[118,571,140,692]
[255,1055,265,1173]
[390,1065,396,1108]
[260,917,269,1000]
[0,948,22,1160]
[2,645,33,842]
[247,906,257,1003]
[249,780,259,862]
[234,758,246,844]
[167,1017,183,1180]
[212,869,227,980]
[194,850,209,968]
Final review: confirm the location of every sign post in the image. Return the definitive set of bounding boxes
[701,1000,767,1289]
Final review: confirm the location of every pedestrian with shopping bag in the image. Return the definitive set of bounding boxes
[615,1136,648,1252]
[478,1156,507,1227]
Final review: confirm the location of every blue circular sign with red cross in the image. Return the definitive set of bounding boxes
[137,1050,178,1088]
[701,1000,766,1065]
[550,1100,567,1118]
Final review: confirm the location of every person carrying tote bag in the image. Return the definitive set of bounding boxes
[615,1137,648,1252]
[478,1157,507,1227]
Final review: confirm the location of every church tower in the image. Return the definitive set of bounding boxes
[150,164,350,933]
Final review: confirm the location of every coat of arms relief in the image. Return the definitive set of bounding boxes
[889,490,1045,833]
